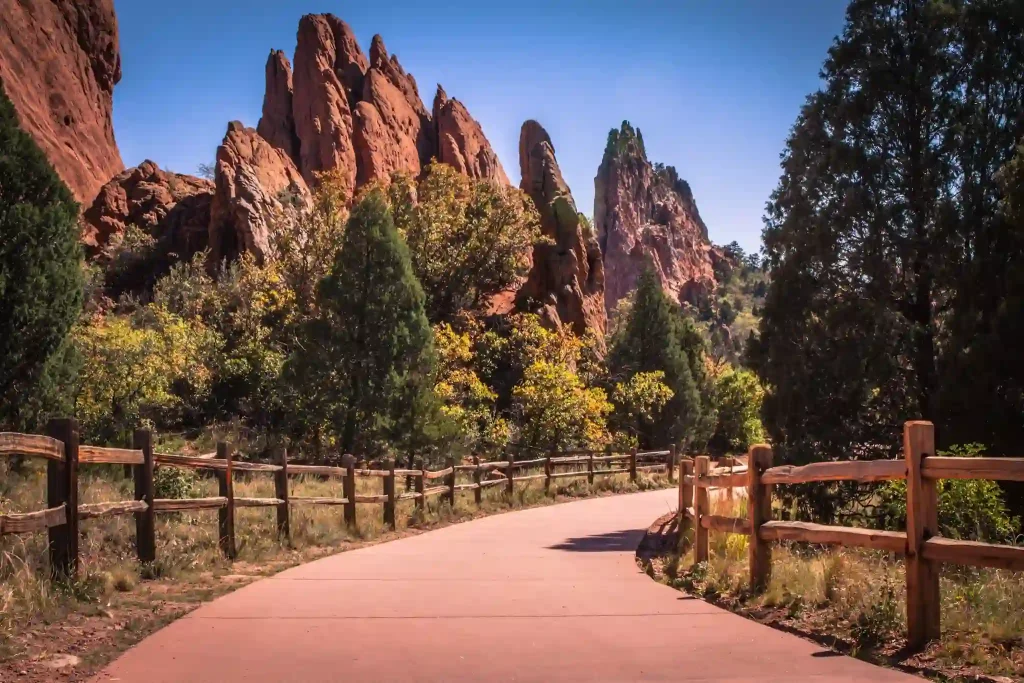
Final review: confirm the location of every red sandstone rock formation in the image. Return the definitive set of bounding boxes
[82,160,214,257]
[594,122,716,314]
[516,121,605,338]
[261,14,507,197]
[0,0,124,204]
[209,122,311,264]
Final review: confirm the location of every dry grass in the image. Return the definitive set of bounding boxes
[654,495,1024,680]
[0,456,672,673]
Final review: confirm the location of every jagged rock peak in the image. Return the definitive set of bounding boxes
[263,15,506,198]
[209,121,311,265]
[516,120,606,339]
[0,0,124,204]
[595,120,716,314]
[257,50,300,165]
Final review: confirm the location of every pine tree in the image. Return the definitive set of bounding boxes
[0,81,82,430]
[294,189,436,455]
[609,267,713,449]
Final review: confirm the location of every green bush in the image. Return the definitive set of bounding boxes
[877,444,1021,543]
[153,465,199,500]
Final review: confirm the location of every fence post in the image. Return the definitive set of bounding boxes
[748,445,773,592]
[216,442,236,560]
[668,445,677,484]
[629,447,638,484]
[678,457,693,530]
[343,454,357,529]
[473,455,482,506]
[591,448,601,486]
[693,456,710,564]
[384,459,397,531]
[415,458,426,512]
[905,421,940,648]
[545,449,553,495]
[506,452,515,503]
[133,428,156,564]
[274,446,290,543]
[445,457,456,508]
[47,418,79,580]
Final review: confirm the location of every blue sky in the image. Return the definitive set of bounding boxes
[113,0,849,253]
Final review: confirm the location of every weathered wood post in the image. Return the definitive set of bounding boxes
[445,457,456,508]
[629,447,638,484]
[384,459,397,530]
[591,447,602,485]
[905,421,940,648]
[415,458,426,512]
[274,446,290,543]
[693,456,710,564]
[343,454,357,529]
[506,452,515,503]
[678,457,694,533]
[216,442,236,560]
[472,455,482,506]
[748,445,773,592]
[545,449,553,495]
[668,444,677,484]
[47,418,79,580]
[133,428,156,564]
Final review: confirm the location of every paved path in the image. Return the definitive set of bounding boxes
[96,490,916,682]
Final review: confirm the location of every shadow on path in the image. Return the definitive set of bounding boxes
[547,529,643,552]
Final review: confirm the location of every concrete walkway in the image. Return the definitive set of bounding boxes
[96,489,916,682]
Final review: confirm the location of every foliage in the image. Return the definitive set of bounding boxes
[751,0,1024,519]
[71,307,217,443]
[608,267,715,450]
[610,371,674,446]
[877,444,1021,544]
[708,364,765,455]
[432,321,509,451]
[153,465,199,500]
[0,81,82,430]
[289,190,436,455]
[511,360,611,449]
[385,163,542,322]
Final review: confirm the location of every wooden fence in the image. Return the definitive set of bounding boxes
[677,420,1024,648]
[0,419,677,577]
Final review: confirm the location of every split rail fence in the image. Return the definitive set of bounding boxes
[0,418,677,578]
[677,420,1024,648]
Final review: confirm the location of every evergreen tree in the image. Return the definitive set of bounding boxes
[609,267,714,449]
[292,190,436,455]
[0,81,82,430]
[752,0,1024,519]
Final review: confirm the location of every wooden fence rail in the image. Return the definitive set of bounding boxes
[676,420,1024,649]
[2,419,679,581]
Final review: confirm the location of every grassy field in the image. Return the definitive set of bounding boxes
[1,456,671,680]
[646,496,1024,680]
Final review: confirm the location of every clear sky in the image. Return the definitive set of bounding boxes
[112,0,849,253]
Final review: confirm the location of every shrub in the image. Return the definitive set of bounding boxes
[154,465,199,500]
[877,444,1021,543]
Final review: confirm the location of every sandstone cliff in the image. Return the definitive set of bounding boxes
[82,160,214,257]
[209,121,311,264]
[259,13,507,199]
[516,121,605,338]
[0,0,124,204]
[594,122,715,314]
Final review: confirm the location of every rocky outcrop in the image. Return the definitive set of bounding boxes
[433,87,509,185]
[82,160,214,257]
[257,50,300,164]
[209,122,311,264]
[261,14,507,197]
[0,0,124,204]
[594,122,716,314]
[516,121,605,338]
